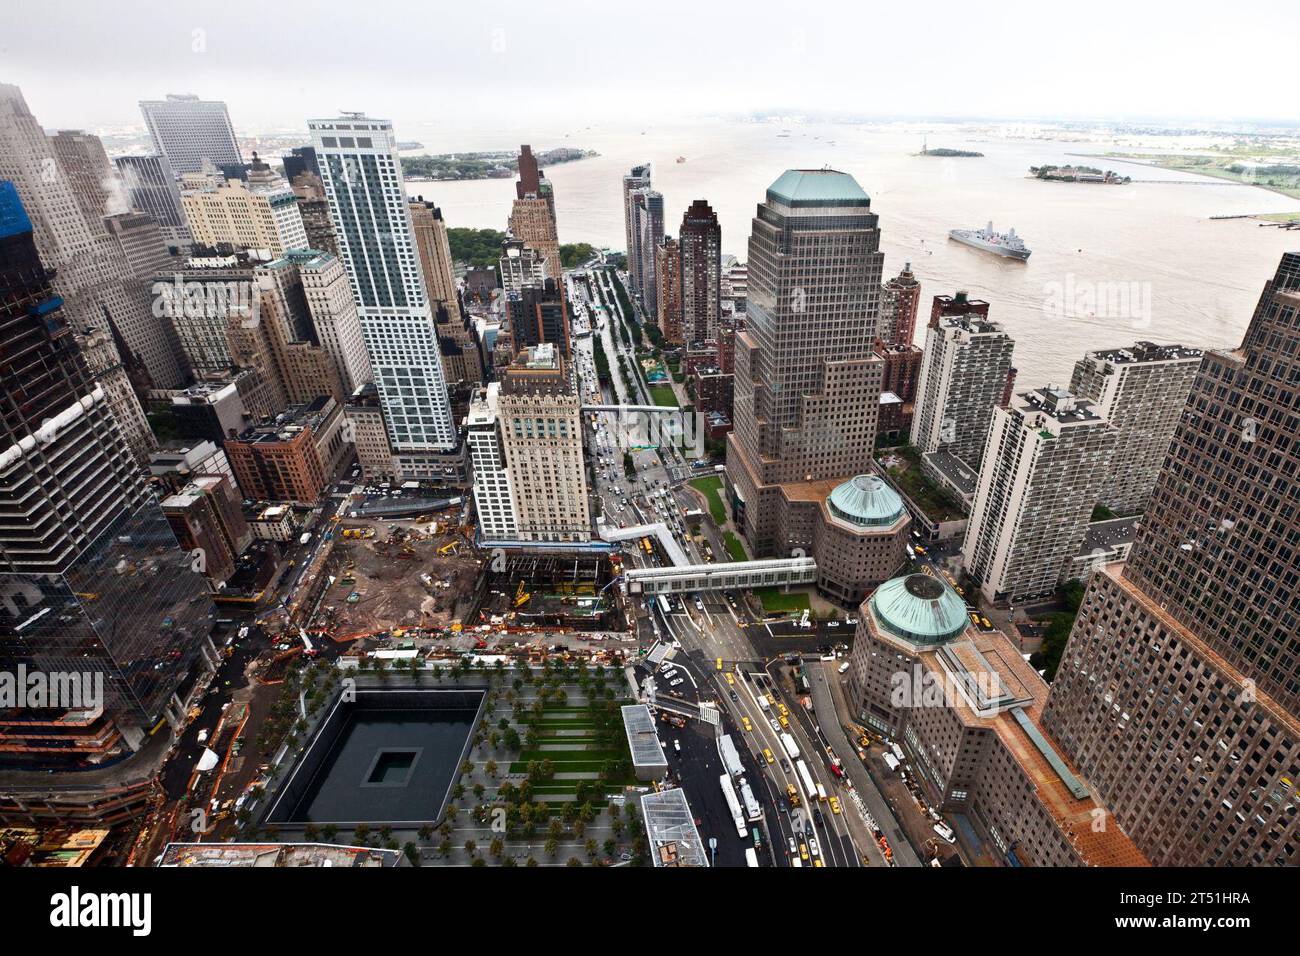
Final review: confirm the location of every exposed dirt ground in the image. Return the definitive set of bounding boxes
[326,518,481,638]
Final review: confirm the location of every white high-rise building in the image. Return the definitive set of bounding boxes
[309,114,456,451]
[139,94,242,175]
[911,310,1015,467]
[466,383,518,541]
[1068,341,1203,516]
[962,386,1118,605]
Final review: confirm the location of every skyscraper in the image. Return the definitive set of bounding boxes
[507,278,571,359]
[655,235,683,345]
[635,189,664,320]
[139,94,242,175]
[621,163,651,295]
[880,262,921,347]
[0,84,156,461]
[309,113,456,451]
[466,383,518,542]
[1068,341,1203,516]
[509,145,561,281]
[49,130,118,229]
[679,200,721,344]
[496,344,590,542]
[726,169,885,557]
[294,249,373,396]
[0,181,216,753]
[409,199,459,305]
[910,304,1015,467]
[114,154,191,247]
[962,386,1118,604]
[1041,254,1300,865]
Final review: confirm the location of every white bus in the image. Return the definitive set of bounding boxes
[739,778,763,822]
[744,847,759,868]
[796,759,816,799]
[719,774,747,837]
[780,732,800,761]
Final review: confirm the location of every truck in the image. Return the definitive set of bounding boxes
[816,783,828,802]
[719,734,745,778]
[401,480,420,490]
[780,732,800,761]
[796,759,816,799]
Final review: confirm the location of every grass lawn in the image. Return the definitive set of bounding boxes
[690,475,727,525]
[649,384,679,408]
[723,530,748,562]
[754,587,812,614]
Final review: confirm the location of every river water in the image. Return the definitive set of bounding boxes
[402,118,1300,385]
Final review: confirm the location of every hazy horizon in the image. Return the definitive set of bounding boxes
[5,0,1296,135]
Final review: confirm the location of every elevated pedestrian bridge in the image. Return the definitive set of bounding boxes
[599,521,690,566]
[624,557,818,594]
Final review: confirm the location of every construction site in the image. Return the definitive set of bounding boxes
[467,552,626,633]
[319,515,481,641]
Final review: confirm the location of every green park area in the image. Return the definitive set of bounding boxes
[723,531,747,562]
[648,384,679,407]
[690,475,727,525]
[754,587,812,614]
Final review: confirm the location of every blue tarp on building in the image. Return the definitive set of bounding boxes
[0,181,33,239]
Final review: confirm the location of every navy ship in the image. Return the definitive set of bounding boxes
[949,222,1031,260]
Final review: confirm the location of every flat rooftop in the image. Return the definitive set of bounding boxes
[1088,341,1203,365]
[1079,516,1139,555]
[923,449,978,497]
[621,704,668,770]
[1017,386,1104,424]
[641,787,708,867]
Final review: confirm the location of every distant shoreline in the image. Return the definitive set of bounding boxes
[402,148,598,183]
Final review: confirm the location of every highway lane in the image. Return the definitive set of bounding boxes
[804,657,923,867]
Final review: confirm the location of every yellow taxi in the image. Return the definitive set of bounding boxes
[724,672,735,686]
[763,748,775,764]
[799,843,809,861]
[829,796,842,815]
[716,657,723,671]
[813,858,825,868]
[779,715,790,729]
[778,703,789,717]
[741,716,753,732]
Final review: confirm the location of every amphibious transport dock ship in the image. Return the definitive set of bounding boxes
[949,222,1031,260]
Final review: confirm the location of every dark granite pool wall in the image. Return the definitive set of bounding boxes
[262,684,487,828]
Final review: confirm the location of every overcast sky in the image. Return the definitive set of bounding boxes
[4,0,1294,134]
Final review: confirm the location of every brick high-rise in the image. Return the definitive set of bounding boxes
[881,261,921,347]
[1043,253,1300,866]
[679,199,721,344]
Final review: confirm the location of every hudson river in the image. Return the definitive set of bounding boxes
[404,118,1300,385]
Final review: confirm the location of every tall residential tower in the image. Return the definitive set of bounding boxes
[309,113,456,453]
